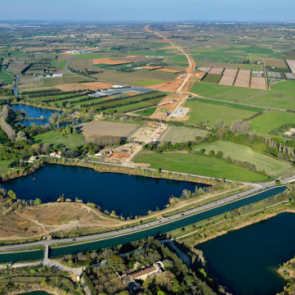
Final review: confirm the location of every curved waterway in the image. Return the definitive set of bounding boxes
[1,164,202,217]
[0,187,286,264]
[197,212,295,295]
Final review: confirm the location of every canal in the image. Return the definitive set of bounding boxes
[0,187,286,266]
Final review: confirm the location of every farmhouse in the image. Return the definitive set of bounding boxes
[119,262,164,293]
[50,152,61,158]
[284,128,295,136]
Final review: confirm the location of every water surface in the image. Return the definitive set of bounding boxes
[2,164,200,217]
[197,213,295,295]
[11,104,62,126]
[0,186,286,263]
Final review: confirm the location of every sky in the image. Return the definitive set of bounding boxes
[1,0,295,22]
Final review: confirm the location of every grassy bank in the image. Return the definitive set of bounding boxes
[133,151,268,182]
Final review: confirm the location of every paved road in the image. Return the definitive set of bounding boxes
[1,173,294,255]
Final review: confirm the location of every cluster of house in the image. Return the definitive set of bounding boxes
[118,261,165,294]
[284,128,295,136]
[50,152,61,158]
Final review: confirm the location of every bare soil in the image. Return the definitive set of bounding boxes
[56,82,114,91]
[80,121,139,138]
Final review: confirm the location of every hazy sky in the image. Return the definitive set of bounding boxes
[1,0,295,22]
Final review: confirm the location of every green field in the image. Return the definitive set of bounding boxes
[190,82,261,101]
[0,65,13,84]
[271,80,295,92]
[133,152,268,182]
[184,99,258,126]
[73,53,105,59]
[239,64,264,71]
[202,74,222,83]
[159,126,208,144]
[49,59,58,68]
[33,131,85,149]
[114,99,161,113]
[126,50,176,56]
[41,76,86,86]
[114,102,147,112]
[134,79,165,86]
[191,98,264,112]
[135,107,157,116]
[194,141,292,177]
[170,55,189,64]
[240,89,295,110]
[191,46,273,65]
[0,161,12,174]
[58,59,67,68]
[70,97,103,107]
[250,110,295,134]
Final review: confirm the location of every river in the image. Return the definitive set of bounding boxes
[1,164,202,217]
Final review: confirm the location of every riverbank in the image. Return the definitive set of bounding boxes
[11,101,63,112]
[175,186,294,248]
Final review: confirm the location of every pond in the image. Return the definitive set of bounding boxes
[1,164,202,217]
[197,212,295,295]
[11,104,62,127]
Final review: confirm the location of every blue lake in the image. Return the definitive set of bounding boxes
[197,212,295,295]
[11,104,62,127]
[1,164,201,217]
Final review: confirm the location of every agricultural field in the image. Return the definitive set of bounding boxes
[219,69,237,86]
[159,126,208,144]
[133,151,268,182]
[41,76,87,86]
[250,110,295,134]
[73,53,106,59]
[265,59,288,68]
[134,79,166,86]
[33,131,85,149]
[49,59,58,68]
[135,107,157,117]
[191,98,264,112]
[58,59,67,68]
[202,74,222,83]
[184,98,260,126]
[0,64,13,84]
[234,70,250,88]
[78,121,139,139]
[194,141,293,177]
[250,77,266,90]
[240,88,295,110]
[189,82,261,101]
